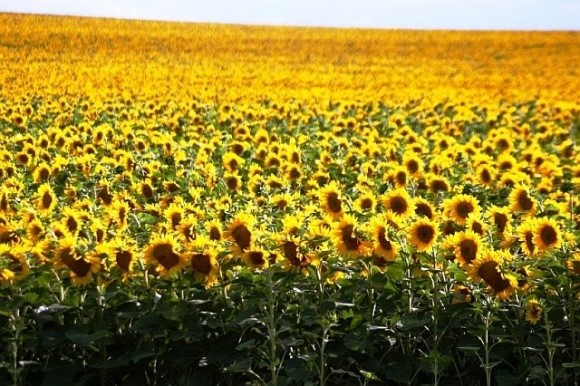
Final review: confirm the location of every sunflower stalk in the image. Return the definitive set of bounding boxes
[8,307,23,386]
[264,268,280,386]
[542,307,557,386]
[568,280,579,385]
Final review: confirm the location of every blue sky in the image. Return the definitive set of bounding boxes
[0,0,578,30]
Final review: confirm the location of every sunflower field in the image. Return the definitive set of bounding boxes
[0,13,579,386]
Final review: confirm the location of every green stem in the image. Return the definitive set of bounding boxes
[319,324,329,386]
[10,308,21,386]
[265,270,278,386]
[483,309,492,386]
[569,281,578,384]
[544,309,555,386]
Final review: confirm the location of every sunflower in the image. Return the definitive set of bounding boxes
[470,250,516,300]
[354,190,377,213]
[452,284,474,304]
[137,179,156,201]
[54,237,100,285]
[403,153,423,178]
[90,218,108,244]
[242,247,270,270]
[175,215,197,245]
[508,185,536,216]
[443,194,480,226]
[206,219,223,241]
[368,215,398,261]
[382,188,414,220]
[279,236,315,270]
[407,218,439,252]
[36,183,57,214]
[110,200,130,232]
[414,197,437,220]
[517,218,538,257]
[475,164,494,187]
[224,171,242,192]
[487,205,512,237]
[533,218,562,252]
[270,192,298,211]
[33,162,52,183]
[442,230,483,267]
[225,213,256,256]
[428,175,451,194]
[26,218,45,242]
[525,299,542,325]
[332,214,371,258]
[0,244,30,283]
[318,181,344,219]
[102,237,139,278]
[307,217,333,240]
[187,236,219,287]
[280,213,303,237]
[61,207,85,237]
[222,151,244,173]
[164,203,185,231]
[144,235,186,277]
[465,213,488,236]
[390,165,409,188]
[96,181,114,206]
[567,252,580,274]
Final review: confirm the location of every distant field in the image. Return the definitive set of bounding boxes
[0,13,578,103]
[0,13,578,386]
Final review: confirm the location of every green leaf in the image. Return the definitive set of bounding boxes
[65,329,111,346]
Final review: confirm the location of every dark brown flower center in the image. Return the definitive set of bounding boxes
[191,253,212,275]
[540,225,557,246]
[42,191,53,209]
[459,239,477,263]
[477,261,510,293]
[390,196,408,214]
[480,168,491,184]
[417,224,435,243]
[431,180,449,193]
[415,203,433,219]
[378,228,393,251]
[455,201,474,219]
[396,171,407,186]
[247,251,266,266]
[209,226,221,241]
[116,251,132,271]
[407,160,419,174]
[326,192,342,213]
[525,232,535,254]
[517,191,533,211]
[232,224,251,250]
[152,243,180,269]
[341,224,361,251]
[283,241,301,266]
[360,198,373,210]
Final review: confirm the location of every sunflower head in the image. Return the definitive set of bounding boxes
[319,181,344,219]
[533,218,562,252]
[408,218,439,252]
[442,230,483,267]
[443,194,480,226]
[471,250,516,300]
[382,188,414,220]
[225,213,256,256]
[508,185,536,215]
[525,299,542,325]
[144,235,186,277]
[333,214,372,258]
[368,215,398,261]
